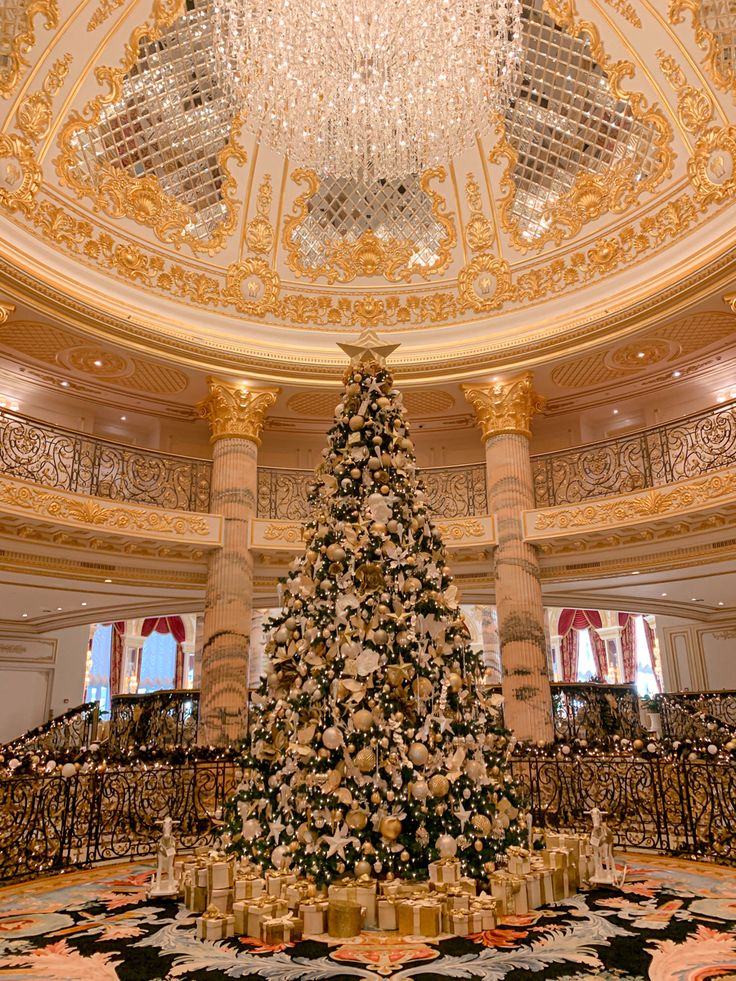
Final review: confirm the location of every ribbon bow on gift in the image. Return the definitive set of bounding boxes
[203,905,225,920]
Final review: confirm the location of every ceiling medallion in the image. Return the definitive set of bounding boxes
[0,133,42,215]
[223,258,281,316]
[689,126,736,205]
[0,0,59,99]
[457,255,514,313]
[213,0,521,181]
[283,168,456,284]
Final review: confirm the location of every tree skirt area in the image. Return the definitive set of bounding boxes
[1,855,735,980]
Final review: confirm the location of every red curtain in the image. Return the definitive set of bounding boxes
[560,628,580,682]
[618,612,637,683]
[590,629,608,680]
[558,609,607,681]
[109,621,125,695]
[141,616,187,690]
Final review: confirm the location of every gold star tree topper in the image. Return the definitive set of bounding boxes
[338,329,400,365]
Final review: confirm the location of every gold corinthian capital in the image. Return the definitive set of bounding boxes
[198,378,280,445]
[462,373,545,441]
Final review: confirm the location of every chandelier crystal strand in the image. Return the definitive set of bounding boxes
[213,0,522,181]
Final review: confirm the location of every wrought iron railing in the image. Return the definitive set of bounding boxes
[107,690,199,749]
[4,702,99,756]
[531,399,736,507]
[257,463,488,520]
[0,409,212,512]
[655,691,736,742]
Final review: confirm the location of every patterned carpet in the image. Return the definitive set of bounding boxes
[1,855,735,980]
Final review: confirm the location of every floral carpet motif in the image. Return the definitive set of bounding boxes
[1,855,735,980]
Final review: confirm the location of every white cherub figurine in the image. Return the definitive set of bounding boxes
[149,815,180,898]
[587,807,624,886]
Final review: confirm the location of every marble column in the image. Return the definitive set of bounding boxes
[463,374,554,742]
[197,378,280,745]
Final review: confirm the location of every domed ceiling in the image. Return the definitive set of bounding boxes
[0,0,734,381]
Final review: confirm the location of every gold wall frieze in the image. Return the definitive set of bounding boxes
[457,254,514,313]
[198,379,280,445]
[0,302,14,323]
[15,53,72,144]
[526,467,736,537]
[0,0,59,99]
[688,126,736,205]
[463,173,495,253]
[223,257,281,317]
[656,49,713,136]
[491,1,674,252]
[282,167,456,284]
[669,0,736,95]
[463,373,546,441]
[0,548,207,586]
[0,132,42,215]
[87,0,127,31]
[0,475,221,541]
[54,0,245,255]
[434,517,495,544]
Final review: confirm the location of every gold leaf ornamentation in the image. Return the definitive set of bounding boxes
[464,173,495,252]
[688,126,736,205]
[463,374,546,441]
[223,257,281,316]
[0,0,59,98]
[16,53,72,143]
[656,49,713,136]
[0,133,42,215]
[55,0,244,254]
[263,522,303,544]
[245,174,275,254]
[598,0,641,28]
[198,379,280,445]
[282,167,456,284]
[491,1,674,251]
[434,519,486,541]
[457,254,514,313]
[87,0,127,31]
[669,0,736,94]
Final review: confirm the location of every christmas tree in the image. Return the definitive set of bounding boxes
[227,331,526,885]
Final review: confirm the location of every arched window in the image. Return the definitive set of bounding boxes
[85,624,112,713]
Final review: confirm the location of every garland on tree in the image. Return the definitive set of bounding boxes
[227,334,526,884]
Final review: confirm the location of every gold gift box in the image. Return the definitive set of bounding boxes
[328,876,377,927]
[244,896,289,938]
[196,906,235,941]
[261,913,303,944]
[396,898,442,938]
[184,881,208,914]
[328,899,365,938]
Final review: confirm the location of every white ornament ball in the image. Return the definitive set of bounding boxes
[437,834,458,859]
[355,860,372,877]
[326,543,346,562]
[8,758,20,770]
[322,727,342,749]
[412,779,429,800]
[465,759,486,782]
[408,742,429,767]
[271,846,289,869]
[61,763,77,779]
[45,760,56,773]
[242,819,262,839]
[707,743,719,755]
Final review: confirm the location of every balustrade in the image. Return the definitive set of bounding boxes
[4,702,99,756]
[107,690,199,750]
[655,691,736,742]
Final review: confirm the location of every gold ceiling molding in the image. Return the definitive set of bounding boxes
[656,50,713,136]
[0,303,14,323]
[457,254,514,313]
[528,467,736,535]
[55,0,245,255]
[282,168,456,284]
[198,379,280,445]
[15,53,72,145]
[245,174,274,255]
[597,0,641,29]
[0,546,207,585]
[0,476,215,538]
[223,257,281,317]
[490,0,674,252]
[0,132,42,215]
[688,126,736,205]
[669,0,736,95]
[0,0,59,99]
[87,0,127,31]
[464,173,495,253]
[463,373,546,441]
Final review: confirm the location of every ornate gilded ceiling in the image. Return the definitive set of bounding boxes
[0,0,734,380]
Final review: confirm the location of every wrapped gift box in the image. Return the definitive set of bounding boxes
[377,897,398,931]
[429,858,461,886]
[551,867,570,901]
[301,899,329,935]
[489,872,527,916]
[196,906,235,940]
[261,913,303,944]
[234,873,266,902]
[327,899,364,938]
[449,911,470,936]
[208,887,234,915]
[195,865,209,889]
[468,894,498,931]
[207,860,235,894]
[285,881,320,911]
[184,878,208,914]
[542,848,569,871]
[242,897,289,938]
[507,847,532,877]
[265,870,297,898]
[328,876,377,927]
[442,888,470,912]
[396,899,442,938]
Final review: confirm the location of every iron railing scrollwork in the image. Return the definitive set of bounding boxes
[0,410,212,512]
[531,399,736,507]
[4,702,99,756]
[108,690,200,750]
[655,691,736,743]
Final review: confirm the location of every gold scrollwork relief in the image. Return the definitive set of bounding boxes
[263,522,304,544]
[0,0,59,98]
[282,167,456,284]
[87,0,127,31]
[656,49,713,136]
[491,1,674,252]
[464,173,495,253]
[55,0,244,255]
[223,257,281,316]
[16,53,72,143]
[598,0,641,28]
[669,0,736,95]
[457,254,514,313]
[434,519,487,541]
[245,174,275,254]
[0,133,42,215]
[688,126,736,205]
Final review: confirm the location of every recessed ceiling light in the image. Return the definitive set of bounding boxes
[60,380,69,387]
[104,578,112,583]
[120,415,127,421]
[612,408,619,415]
[637,351,645,358]
[672,370,681,378]
[56,607,62,611]
[81,602,87,607]
[21,612,28,618]
[717,395,727,404]
[661,592,668,597]
[631,570,640,575]
[718,601,725,606]
[93,359,103,367]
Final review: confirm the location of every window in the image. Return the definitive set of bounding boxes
[576,629,597,682]
[634,614,660,696]
[138,630,177,693]
[84,624,112,714]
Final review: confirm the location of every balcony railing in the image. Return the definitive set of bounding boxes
[531,399,736,507]
[256,462,488,519]
[0,409,212,512]
[107,690,199,750]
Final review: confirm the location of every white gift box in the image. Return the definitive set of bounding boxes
[507,848,532,877]
[234,875,265,902]
[301,900,329,935]
[449,911,470,936]
[208,887,233,914]
[429,858,460,885]
[377,897,398,930]
[196,910,235,940]
[207,860,235,894]
[243,898,289,937]
[265,870,297,898]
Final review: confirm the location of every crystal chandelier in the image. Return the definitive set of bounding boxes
[213,0,522,181]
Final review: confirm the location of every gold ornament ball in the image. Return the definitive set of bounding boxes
[289,840,299,852]
[355,860,372,877]
[474,840,483,852]
[400,850,409,862]
[428,774,450,797]
[414,677,433,700]
[408,742,429,766]
[472,814,492,835]
[346,809,368,830]
[353,709,374,731]
[373,629,388,645]
[356,747,377,773]
[632,739,645,752]
[349,415,365,431]
[411,779,429,800]
[380,485,390,495]
[380,816,402,840]
[351,468,361,479]
[448,672,463,692]
[371,790,381,805]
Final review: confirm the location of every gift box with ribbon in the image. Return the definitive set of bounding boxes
[261,912,303,944]
[285,880,321,911]
[184,874,208,914]
[328,876,377,927]
[507,846,532,877]
[489,871,527,916]
[265,869,297,898]
[242,896,289,938]
[207,859,235,895]
[196,905,235,941]
[429,857,461,885]
[468,893,498,931]
[441,887,471,912]
[396,898,442,938]
[449,911,470,936]
[377,896,398,930]
[234,872,266,902]
[301,899,329,936]
[551,867,571,901]
[327,899,365,938]
[208,887,234,915]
